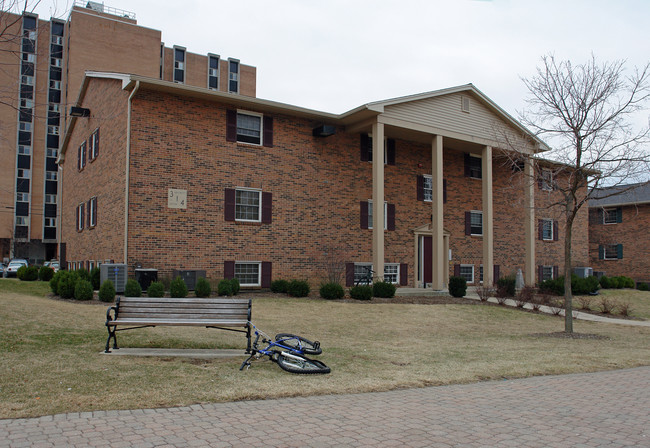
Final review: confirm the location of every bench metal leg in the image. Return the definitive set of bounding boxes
[245,324,252,354]
[105,326,118,353]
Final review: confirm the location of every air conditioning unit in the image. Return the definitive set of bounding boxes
[100,263,128,293]
[573,267,593,279]
[173,269,206,291]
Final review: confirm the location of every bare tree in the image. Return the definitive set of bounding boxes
[519,54,650,333]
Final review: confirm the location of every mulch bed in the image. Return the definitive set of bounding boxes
[529,332,610,340]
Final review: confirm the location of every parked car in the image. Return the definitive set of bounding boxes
[5,259,28,277]
[44,260,60,273]
[0,263,6,276]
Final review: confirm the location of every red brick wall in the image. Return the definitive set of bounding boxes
[589,204,650,282]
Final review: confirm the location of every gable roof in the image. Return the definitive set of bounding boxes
[590,182,650,207]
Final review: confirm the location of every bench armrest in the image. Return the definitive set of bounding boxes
[105,305,118,325]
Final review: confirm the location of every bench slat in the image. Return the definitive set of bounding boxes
[120,297,249,305]
[119,312,247,320]
[108,319,248,327]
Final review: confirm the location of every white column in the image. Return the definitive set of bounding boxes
[524,157,536,285]
[431,135,445,290]
[482,146,494,286]
[372,121,385,282]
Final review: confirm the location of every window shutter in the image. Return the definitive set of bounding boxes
[77,145,81,171]
[616,207,622,223]
[538,265,543,282]
[597,208,604,224]
[465,212,471,235]
[93,197,98,225]
[224,261,235,279]
[262,192,272,223]
[224,188,235,221]
[493,265,500,283]
[87,199,91,226]
[360,201,368,229]
[81,203,85,229]
[443,179,447,204]
[553,220,559,241]
[75,206,79,231]
[263,116,273,148]
[386,138,396,165]
[416,175,424,201]
[345,262,355,287]
[617,244,623,259]
[360,133,371,162]
[387,203,395,231]
[538,219,543,240]
[399,263,408,286]
[599,245,604,260]
[261,262,272,288]
[464,153,471,177]
[95,128,100,157]
[454,264,460,277]
[226,110,237,142]
[553,266,559,279]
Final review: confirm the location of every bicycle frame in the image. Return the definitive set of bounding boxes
[355,265,375,286]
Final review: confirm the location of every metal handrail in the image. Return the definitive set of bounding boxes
[73,1,136,20]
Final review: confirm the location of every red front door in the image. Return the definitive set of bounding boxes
[423,236,432,285]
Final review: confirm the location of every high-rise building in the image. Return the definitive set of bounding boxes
[0,1,256,263]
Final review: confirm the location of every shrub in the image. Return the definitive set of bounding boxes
[38,266,54,282]
[98,280,116,303]
[124,278,142,297]
[147,281,165,298]
[57,271,80,299]
[170,276,188,298]
[74,280,94,301]
[599,297,617,314]
[195,277,211,298]
[373,281,396,298]
[76,268,90,283]
[350,285,372,300]
[90,267,101,290]
[496,276,516,298]
[599,275,610,289]
[448,276,467,298]
[608,277,620,289]
[217,279,233,296]
[18,265,38,281]
[319,282,345,300]
[548,297,564,315]
[515,286,535,308]
[539,276,564,296]
[230,278,240,295]
[576,295,593,310]
[638,282,649,291]
[618,301,633,317]
[50,270,64,294]
[620,276,635,289]
[476,285,495,302]
[288,280,310,297]
[16,265,27,280]
[271,279,289,294]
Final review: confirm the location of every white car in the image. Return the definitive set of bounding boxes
[5,259,28,277]
[44,260,60,273]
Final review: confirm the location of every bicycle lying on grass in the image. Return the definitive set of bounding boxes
[240,323,331,374]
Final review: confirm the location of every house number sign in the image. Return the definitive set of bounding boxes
[168,189,187,209]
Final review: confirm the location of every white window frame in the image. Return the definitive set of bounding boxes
[234,261,261,287]
[45,194,57,204]
[603,208,619,225]
[542,266,554,281]
[90,129,99,160]
[18,145,31,155]
[459,264,475,284]
[354,262,400,284]
[16,216,28,226]
[542,219,554,241]
[423,175,433,202]
[467,154,482,179]
[367,200,388,230]
[603,245,619,260]
[384,263,399,284]
[366,135,390,165]
[21,75,34,86]
[470,211,483,236]
[228,58,240,93]
[48,104,60,113]
[46,148,58,158]
[51,35,63,45]
[208,54,219,91]
[50,80,61,90]
[44,217,56,227]
[479,265,484,284]
[236,111,263,145]
[541,170,554,191]
[45,171,57,181]
[20,98,33,108]
[16,192,29,202]
[77,203,85,231]
[47,125,59,135]
[19,122,32,132]
[17,168,30,179]
[234,187,261,223]
[79,141,87,170]
[23,53,36,63]
[89,197,97,228]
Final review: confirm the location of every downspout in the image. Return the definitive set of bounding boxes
[124,81,140,265]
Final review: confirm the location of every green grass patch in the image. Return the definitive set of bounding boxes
[0,278,51,298]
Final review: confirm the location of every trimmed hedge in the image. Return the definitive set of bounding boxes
[124,278,142,297]
[38,266,54,282]
[319,282,345,300]
[170,276,188,298]
[194,277,211,298]
[217,279,233,296]
[373,281,396,298]
[448,276,467,298]
[350,285,372,300]
[50,270,64,294]
[230,278,240,295]
[57,271,80,299]
[99,280,116,303]
[90,267,101,290]
[271,279,289,294]
[287,280,310,297]
[74,280,94,301]
[147,281,165,298]
[496,276,516,297]
[18,265,39,281]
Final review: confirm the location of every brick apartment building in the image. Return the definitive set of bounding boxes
[59,72,588,289]
[0,2,255,264]
[589,182,650,285]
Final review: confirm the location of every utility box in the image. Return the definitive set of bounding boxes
[135,268,158,291]
[100,263,128,293]
[573,267,593,278]
[172,269,206,291]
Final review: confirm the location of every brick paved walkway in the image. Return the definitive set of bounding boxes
[1,367,648,447]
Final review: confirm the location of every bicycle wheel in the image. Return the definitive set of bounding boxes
[275,352,330,374]
[274,333,322,355]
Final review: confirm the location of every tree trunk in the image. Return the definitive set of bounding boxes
[564,211,574,333]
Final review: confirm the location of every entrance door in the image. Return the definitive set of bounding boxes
[421,236,432,286]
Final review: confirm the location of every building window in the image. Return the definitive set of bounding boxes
[229,59,240,93]
[17,168,30,179]
[602,244,622,260]
[45,194,57,204]
[50,80,61,90]
[49,104,60,113]
[23,53,36,63]
[78,141,86,170]
[46,148,58,158]
[368,200,388,230]
[465,154,482,179]
[45,171,57,181]
[20,98,33,108]
[479,265,484,283]
[19,122,32,132]
[51,35,63,45]
[89,129,100,160]
[208,54,219,90]
[21,75,34,86]
[18,145,31,155]
[174,46,185,83]
[16,216,28,226]
[469,211,483,236]
[77,203,85,231]
[542,219,554,241]
[16,192,29,202]
[354,262,400,284]
[540,170,553,191]
[235,188,261,222]
[459,265,475,283]
[234,262,260,286]
[423,175,432,201]
[541,266,554,281]
[603,208,620,224]
[89,196,97,228]
[354,263,373,284]
[384,264,399,284]
[44,218,56,227]
[47,125,59,135]
[236,112,262,145]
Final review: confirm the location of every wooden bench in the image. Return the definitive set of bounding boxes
[104,297,252,354]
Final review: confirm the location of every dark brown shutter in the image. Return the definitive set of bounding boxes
[386,138,395,165]
[465,212,471,235]
[93,197,98,225]
[345,263,354,287]
[87,200,91,227]
[493,265,500,283]
[360,201,368,229]
[464,153,471,177]
[224,261,235,279]
[261,262,272,288]
[443,179,447,204]
[538,220,543,240]
[81,203,85,229]
[387,203,395,231]
[224,188,235,221]
[538,265,543,282]
[553,266,559,279]
[616,207,623,223]
[75,206,79,231]
[617,244,623,259]
[399,263,408,286]
[262,192,272,223]
[599,245,605,260]
[226,110,237,142]
[360,134,371,162]
[454,264,460,277]
[263,116,273,147]
[416,175,424,201]
[553,220,559,241]
[95,128,100,157]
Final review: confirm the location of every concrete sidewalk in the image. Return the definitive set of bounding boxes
[2,367,649,447]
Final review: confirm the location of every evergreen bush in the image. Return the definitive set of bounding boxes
[38,266,54,282]
[74,280,94,301]
[448,276,467,298]
[147,281,165,298]
[170,276,188,298]
[124,278,142,297]
[373,281,396,298]
[319,282,345,300]
[217,279,233,296]
[287,280,310,297]
[76,268,90,283]
[638,282,649,291]
[16,265,27,280]
[195,277,212,298]
[349,285,372,300]
[50,270,64,294]
[496,275,516,297]
[599,275,611,289]
[90,267,101,290]
[98,280,116,303]
[230,278,240,295]
[57,271,80,299]
[271,279,289,293]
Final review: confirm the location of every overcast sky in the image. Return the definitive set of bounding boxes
[32,0,649,123]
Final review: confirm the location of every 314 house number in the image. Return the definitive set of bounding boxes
[168,189,187,209]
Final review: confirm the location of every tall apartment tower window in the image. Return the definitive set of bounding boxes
[208,54,219,90]
[173,46,185,83]
[228,58,240,93]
